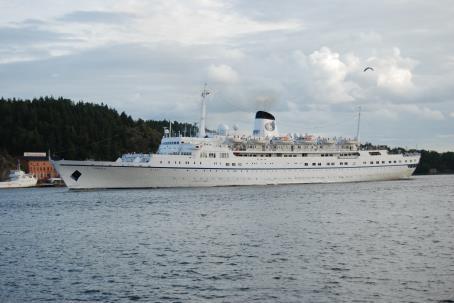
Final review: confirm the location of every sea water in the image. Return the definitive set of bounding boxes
[0,175,453,302]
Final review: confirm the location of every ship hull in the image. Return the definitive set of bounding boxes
[53,160,418,189]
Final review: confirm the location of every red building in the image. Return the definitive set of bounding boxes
[22,152,59,182]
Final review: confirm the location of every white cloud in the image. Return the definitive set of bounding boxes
[374,104,444,120]
[0,0,302,64]
[1,1,454,150]
[130,0,302,45]
[372,48,417,93]
[207,64,239,84]
[402,105,444,120]
[436,134,454,139]
[377,66,413,92]
[220,48,245,60]
[295,47,360,103]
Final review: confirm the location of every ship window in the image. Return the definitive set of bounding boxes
[312,163,316,166]
[340,162,343,165]
[305,163,308,166]
[232,163,236,166]
[370,161,374,164]
[382,161,385,164]
[376,161,379,164]
[345,162,348,165]
[226,163,230,166]
[318,163,321,166]
[389,161,392,164]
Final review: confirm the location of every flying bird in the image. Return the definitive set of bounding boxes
[363,67,374,72]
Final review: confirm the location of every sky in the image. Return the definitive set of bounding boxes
[0,0,453,151]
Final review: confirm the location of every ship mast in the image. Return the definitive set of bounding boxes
[355,106,361,142]
[199,83,210,138]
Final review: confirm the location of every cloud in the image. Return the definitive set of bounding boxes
[372,48,417,93]
[377,66,413,92]
[0,26,65,44]
[290,46,425,108]
[219,48,245,60]
[207,64,239,84]
[293,47,361,104]
[0,1,302,65]
[128,1,302,45]
[436,134,454,139]
[371,103,444,121]
[308,47,357,103]
[0,0,453,150]
[58,10,136,23]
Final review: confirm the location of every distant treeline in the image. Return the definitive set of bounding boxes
[364,145,454,175]
[0,96,194,163]
[414,150,454,174]
[0,97,453,176]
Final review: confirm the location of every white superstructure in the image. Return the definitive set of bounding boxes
[0,169,37,188]
[53,92,420,189]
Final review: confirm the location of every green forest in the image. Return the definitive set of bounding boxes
[1,97,453,177]
[0,97,194,177]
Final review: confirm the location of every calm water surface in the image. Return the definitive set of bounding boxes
[1,175,453,302]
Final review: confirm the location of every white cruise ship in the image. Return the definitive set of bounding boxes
[53,93,420,189]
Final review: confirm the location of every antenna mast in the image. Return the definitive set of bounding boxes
[199,83,210,138]
[355,106,361,142]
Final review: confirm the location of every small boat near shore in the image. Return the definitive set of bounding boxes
[0,164,37,189]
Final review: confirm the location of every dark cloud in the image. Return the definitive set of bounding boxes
[58,10,136,24]
[0,26,66,44]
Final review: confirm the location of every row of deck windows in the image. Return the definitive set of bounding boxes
[236,153,363,158]
[159,158,415,166]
